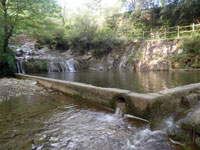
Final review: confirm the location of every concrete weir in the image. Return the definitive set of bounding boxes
[15,74,200,119]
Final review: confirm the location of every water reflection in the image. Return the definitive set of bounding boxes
[31,71,200,93]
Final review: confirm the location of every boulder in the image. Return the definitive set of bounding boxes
[181,108,200,134]
[181,93,199,107]
[167,126,190,143]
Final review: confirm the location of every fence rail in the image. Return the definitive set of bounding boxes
[117,23,200,39]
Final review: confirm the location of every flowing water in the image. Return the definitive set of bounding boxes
[16,58,25,74]
[0,92,175,150]
[31,70,200,93]
[66,59,76,72]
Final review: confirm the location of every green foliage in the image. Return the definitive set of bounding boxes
[0,28,3,51]
[42,61,48,71]
[0,50,15,78]
[0,0,60,77]
[62,14,120,56]
[32,19,69,50]
[65,14,98,54]
[35,63,41,71]
[171,35,200,69]
[112,0,200,39]
[92,29,119,57]
[183,145,192,150]
[182,35,200,55]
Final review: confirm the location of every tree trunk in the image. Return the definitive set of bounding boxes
[3,36,9,53]
[2,0,8,53]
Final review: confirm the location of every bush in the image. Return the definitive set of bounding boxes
[92,29,119,57]
[0,28,15,77]
[0,51,15,78]
[31,19,69,50]
[171,35,200,69]
[65,15,98,55]
[65,17,119,56]
[182,35,200,55]
[0,29,3,50]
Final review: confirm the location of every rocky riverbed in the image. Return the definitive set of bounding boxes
[0,78,48,102]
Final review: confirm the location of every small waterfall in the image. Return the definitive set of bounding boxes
[66,58,75,72]
[60,61,68,72]
[16,59,25,74]
[48,59,76,73]
[48,62,60,73]
[115,102,126,117]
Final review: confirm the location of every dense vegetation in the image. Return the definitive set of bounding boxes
[171,34,200,68]
[34,0,200,54]
[0,0,59,76]
[1,0,200,76]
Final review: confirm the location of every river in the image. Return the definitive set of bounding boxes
[30,70,200,93]
[0,91,176,150]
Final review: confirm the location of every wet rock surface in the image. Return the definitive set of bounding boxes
[12,42,84,73]
[167,125,191,143]
[87,39,180,71]
[167,103,200,149]
[181,107,200,133]
[0,78,47,102]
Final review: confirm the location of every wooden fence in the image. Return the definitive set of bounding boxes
[117,23,200,39]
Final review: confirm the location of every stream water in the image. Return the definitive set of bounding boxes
[0,92,175,150]
[31,70,200,93]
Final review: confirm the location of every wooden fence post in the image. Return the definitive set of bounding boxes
[192,23,195,32]
[177,26,180,38]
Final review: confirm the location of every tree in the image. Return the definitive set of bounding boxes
[0,0,58,53]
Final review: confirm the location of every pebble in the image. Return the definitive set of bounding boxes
[0,78,47,101]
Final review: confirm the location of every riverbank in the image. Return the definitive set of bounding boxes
[0,78,48,102]
[12,38,200,74]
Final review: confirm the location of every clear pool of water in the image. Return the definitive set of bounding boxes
[30,70,200,93]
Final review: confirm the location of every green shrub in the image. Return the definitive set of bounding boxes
[0,51,15,78]
[0,25,15,77]
[42,61,48,71]
[182,35,200,55]
[35,63,41,71]
[0,28,3,50]
[171,35,200,69]
[92,29,119,57]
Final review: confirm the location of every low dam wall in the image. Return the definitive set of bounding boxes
[15,74,200,119]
